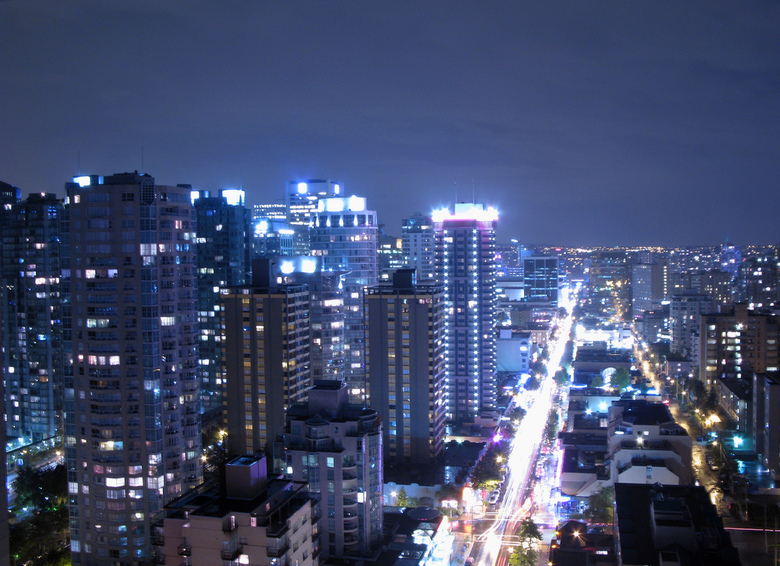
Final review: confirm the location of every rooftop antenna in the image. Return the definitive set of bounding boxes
[141,146,144,174]
[454,181,458,203]
[472,179,475,203]
[77,150,81,176]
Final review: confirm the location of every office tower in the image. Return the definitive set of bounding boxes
[586,251,629,320]
[630,262,665,319]
[433,203,498,423]
[252,202,287,222]
[282,380,383,560]
[310,196,379,402]
[222,258,310,459]
[0,191,64,445]
[401,212,436,281]
[365,269,446,470]
[286,179,341,254]
[65,173,201,565]
[669,291,713,357]
[523,256,559,305]
[700,303,780,385]
[155,454,316,566]
[192,189,251,420]
[720,241,742,281]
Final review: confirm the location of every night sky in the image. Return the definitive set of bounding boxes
[2,1,779,247]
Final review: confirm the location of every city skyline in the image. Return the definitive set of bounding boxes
[2,1,779,247]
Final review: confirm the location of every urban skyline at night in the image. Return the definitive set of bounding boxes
[2,1,779,247]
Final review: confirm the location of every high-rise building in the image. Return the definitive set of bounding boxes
[737,255,778,310]
[401,212,436,281]
[311,196,379,402]
[433,203,498,423]
[274,257,346,382]
[1,191,64,444]
[281,380,383,560]
[669,291,713,357]
[495,242,522,279]
[222,258,310,459]
[523,256,559,305]
[65,172,201,565]
[630,262,666,319]
[365,269,446,470]
[192,189,251,419]
[286,179,341,254]
[700,303,780,385]
[720,241,742,281]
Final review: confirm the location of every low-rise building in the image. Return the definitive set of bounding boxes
[155,454,317,566]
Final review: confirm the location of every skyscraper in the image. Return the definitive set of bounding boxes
[222,258,310,460]
[523,256,559,305]
[192,188,251,420]
[433,203,498,423]
[310,196,379,402]
[365,269,446,470]
[286,179,342,254]
[1,191,64,445]
[65,173,201,565]
[401,212,435,281]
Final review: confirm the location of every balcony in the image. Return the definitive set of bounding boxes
[221,545,243,560]
[152,552,166,564]
[344,535,360,547]
[177,542,192,556]
[267,541,290,557]
[151,534,165,546]
[343,498,358,508]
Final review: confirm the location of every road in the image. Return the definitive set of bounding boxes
[472,296,574,566]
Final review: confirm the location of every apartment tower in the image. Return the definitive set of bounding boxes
[310,196,379,402]
[65,173,201,565]
[433,203,498,423]
[222,258,310,459]
[365,269,446,470]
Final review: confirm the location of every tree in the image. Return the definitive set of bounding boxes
[611,367,631,391]
[396,487,409,507]
[591,374,604,388]
[584,487,614,524]
[508,518,543,566]
[543,410,559,445]
[554,368,569,386]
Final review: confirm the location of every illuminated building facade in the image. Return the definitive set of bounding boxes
[310,196,379,402]
[222,258,310,459]
[65,173,201,565]
[192,189,251,418]
[630,262,666,319]
[282,380,383,560]
[433,203,497,423]
[365,269,446,468]
[700,303,780,385]
[286,179,341,254]
[1,190,64,444]
[523,256,559,305]
[737,255,778,310]
[401,212,436,281]
[669,291,713,357]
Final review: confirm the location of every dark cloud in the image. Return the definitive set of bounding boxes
[1,0,779,246]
